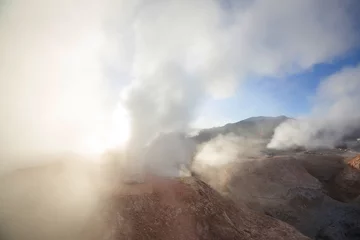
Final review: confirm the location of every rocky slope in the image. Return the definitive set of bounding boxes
[193,153,360,240]
[107,175,309,240]
[0,159,309,240]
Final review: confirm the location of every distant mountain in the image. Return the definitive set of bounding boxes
[193,116,290,143]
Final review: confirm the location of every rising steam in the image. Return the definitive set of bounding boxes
[268,64,360,150]
[194,134,265,167]
[0,1,359,238]
[118,0,359,173]
[0,0,358,168]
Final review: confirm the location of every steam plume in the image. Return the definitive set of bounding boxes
[1,0,358,168]
[268,64,360,149]
[0,1,359,239]
[0,0,121,159]
[118,0,359,174]
[194,134,265,168]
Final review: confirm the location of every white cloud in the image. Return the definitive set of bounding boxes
[225,0,358,76]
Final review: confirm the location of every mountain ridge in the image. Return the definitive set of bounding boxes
[193,115,290,143]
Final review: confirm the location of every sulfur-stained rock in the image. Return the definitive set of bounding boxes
[334,154,360,201]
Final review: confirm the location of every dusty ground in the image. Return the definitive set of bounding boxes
[0,156,309,240]
[1,148,359,240]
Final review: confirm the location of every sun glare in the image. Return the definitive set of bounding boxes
[79,104,131,156]
[107,103,131,149]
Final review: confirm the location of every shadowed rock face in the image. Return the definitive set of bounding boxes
[334,155,360,201]
[108,176,309,240]
[193,155,360,240]
[225,157,328,237]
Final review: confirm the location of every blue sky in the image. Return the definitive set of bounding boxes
[195,47,360,127]
[187,0,360,129]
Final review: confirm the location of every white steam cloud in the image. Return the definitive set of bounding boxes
[0,1,359,239]
[194,134,265,167]
[269,64,360,149]
[0,0,359,168]
[118,0,359,172]
[0,0,124,158]
[191,134,267,192]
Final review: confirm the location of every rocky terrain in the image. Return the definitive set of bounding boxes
[108,175,309,240]
[0,159,309,240]
[1,116,360,239]
[333,155,360,202]
[190,116,360,240]
[2,151,359,240]
[193,151,360,240]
